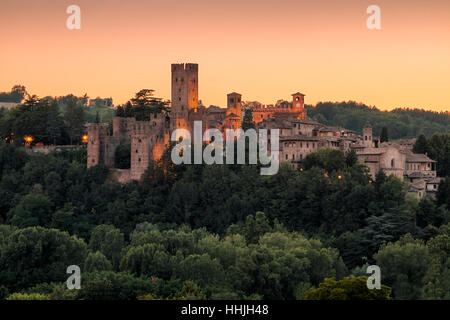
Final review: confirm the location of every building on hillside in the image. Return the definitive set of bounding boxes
[87,63,442,198]
[88,97,114,108]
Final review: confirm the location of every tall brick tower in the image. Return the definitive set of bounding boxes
[171,63,198,131]
[226,92,242,119]
[363,122,373,148]
[292,92,306,120]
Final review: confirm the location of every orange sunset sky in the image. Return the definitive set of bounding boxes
[0,0,449,111]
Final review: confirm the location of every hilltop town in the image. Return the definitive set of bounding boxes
[86,63,441,198]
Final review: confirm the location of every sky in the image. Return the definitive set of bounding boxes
[1,0,449,111]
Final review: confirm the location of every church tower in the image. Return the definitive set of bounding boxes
[170,63,198,131]
[363,122,373,148]
[226,92,242,119]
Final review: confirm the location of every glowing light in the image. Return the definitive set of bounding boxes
[338,174,342,180]
[82,134,88,143]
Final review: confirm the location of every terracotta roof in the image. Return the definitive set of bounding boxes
[405,153,436,163]
[225,113,239,118]
[355,147,387,155]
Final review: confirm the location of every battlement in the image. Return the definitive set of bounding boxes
[86,123,109,136]
[171,63,198,72]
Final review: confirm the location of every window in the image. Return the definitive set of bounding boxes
[135,150,138,153]
[286,154,288,160]
[230,98,234,103]
[391,159,395,168]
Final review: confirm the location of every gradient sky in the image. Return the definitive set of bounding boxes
[1,0,449,111]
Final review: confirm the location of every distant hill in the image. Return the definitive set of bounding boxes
[306,101,450,139]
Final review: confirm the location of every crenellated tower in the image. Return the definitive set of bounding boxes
[171,63,198,131]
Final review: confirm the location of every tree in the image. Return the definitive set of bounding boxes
[303,148,346,172]
[436,178,450,209]
[122,89,170,121]
[304,276,391,300]
[85,251,113,272]
[116,106,125,117]
[77,271,156,300]
[416,196,448,228]
[6,293,49,300]
[345,150,358,167]
[422,233,450,299]
[374,234,430,299]
[0,85,27,103]
[8,194,54,228]
[0,227,88,291]
[64,96,85,145]
[243,212,271,244]
[175,280,206,300]
[89,225,125,269]
[242,108,255,131]
[46,100,64,145]
[413,134,428,154]
[380,127,389,143]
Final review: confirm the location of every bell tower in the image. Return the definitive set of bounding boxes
[226,92,242,119]
[363,122,373,148]
[291,92,306,120]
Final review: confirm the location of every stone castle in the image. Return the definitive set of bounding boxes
[87,63,440,198]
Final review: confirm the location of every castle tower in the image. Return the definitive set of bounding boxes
[291,92,306,120]
[171,63,198,131]
[227,92,242,119]
[86,123,109,167]
[130,123,151,181]
[363,122,373,148]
